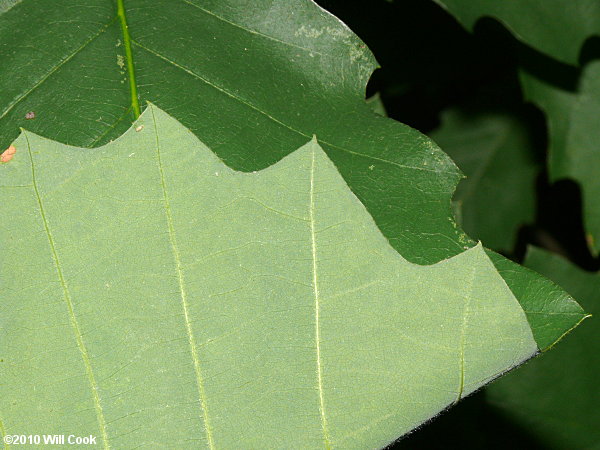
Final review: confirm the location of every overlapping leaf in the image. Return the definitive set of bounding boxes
[423,4,599,445]
[0,0,467,264]
[488,247,598,450]
[432,0,600,65]
[0,0,584,349]
[431,0,600,254]
[429,108,539,251]
[0,106,543,447]
[520,62,600,253]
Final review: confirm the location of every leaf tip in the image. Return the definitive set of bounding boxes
[542,312,592,352]
[469,241,485,253]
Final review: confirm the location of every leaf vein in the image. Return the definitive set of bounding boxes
[131,40,455,175]
[455,266,476,404]
[309,145,331,448]
[179,0,330,58]
[0,17,117,122]
[88,105,133,147]
[116,0,141,118]
[24,133,110,449]
[0,415,7,450]
[149,106,215,449]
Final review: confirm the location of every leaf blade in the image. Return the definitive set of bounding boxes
[0,106,540,447]
[432,0,600,65]
[0,0,584,353]
[429,109,539,251]
[488,247,598,450]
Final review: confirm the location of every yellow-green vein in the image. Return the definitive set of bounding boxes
[149,106,215,449]
[309,143,331,449]
[0,415,8,449]
[455,266,476,404]
[24,133,110,449]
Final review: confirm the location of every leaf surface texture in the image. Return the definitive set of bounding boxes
[430,109,539,251]
[0,106,540,448]
[432,0,600,65]
[488,247,598,450]
[0,0,585,349]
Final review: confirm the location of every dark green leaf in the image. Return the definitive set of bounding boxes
[432,0,600,65]
[0,0,584,348]
[521,61,600,253]
[429,108,539,251]
[488,247,597,450]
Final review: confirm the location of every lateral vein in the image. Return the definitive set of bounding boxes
[309,145,331,448]
[455,266,476,404]
[149,107,215,449]
[0,18,116,121]
[131,40,456,176]
[25,133,110,449]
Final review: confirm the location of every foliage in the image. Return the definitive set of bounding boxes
[0,1,583,340]
[0,0,596,448]
[520,61,600,253]
[488,247,600,450]
[434,0,600,255]
[432,0,600,65]
[429,108,539,251]
[0,106,543,447]
[400,1,600,448]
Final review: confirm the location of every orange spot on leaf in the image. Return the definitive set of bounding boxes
[1,145,16,163]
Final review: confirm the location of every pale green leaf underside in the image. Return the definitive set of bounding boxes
[0,0,586,351]
[0,106,537,448]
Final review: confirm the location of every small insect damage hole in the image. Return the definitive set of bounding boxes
[1,145,16,162]
[25,111,35,120]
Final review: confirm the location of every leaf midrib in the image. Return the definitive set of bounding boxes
[1,0,456,177]
[117,0,140,118]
